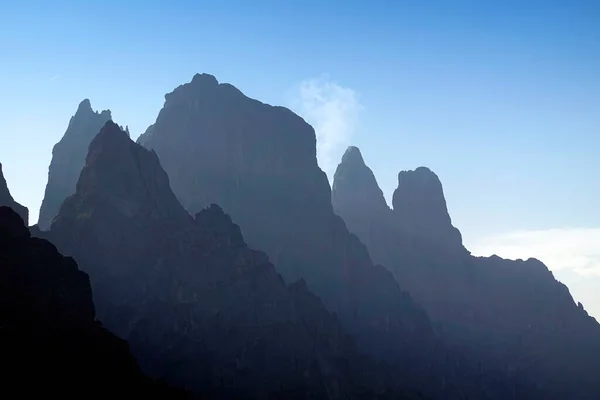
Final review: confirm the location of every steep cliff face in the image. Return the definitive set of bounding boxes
[137,74,434,363]
[331,146,600,400]
[0,206,187,397]
[0,162,28,224]
[45,121,418,399]
[38,99,112,230]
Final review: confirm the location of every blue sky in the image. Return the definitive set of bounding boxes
[1,1,599,317]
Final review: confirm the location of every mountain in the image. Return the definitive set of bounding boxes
[136,73,544,399]
[38,99,112,230]
[332,145,600,400]
[0,162,28,224]
[0,206,187,397]
[137,73,433,353]
[42,121,420,399]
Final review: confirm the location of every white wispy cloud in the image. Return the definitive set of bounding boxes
[289,76,363,181]
[469,227,600,277]
[50,74,60,81]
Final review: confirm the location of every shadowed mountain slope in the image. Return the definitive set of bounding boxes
[38,99,112,230]
[43,121,422,399]
[0,206,187,397]
[332,145,600,400]
[137,73,542,399]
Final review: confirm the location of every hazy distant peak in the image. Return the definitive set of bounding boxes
[393,166,447,215]
[191,73,219,86]
[393,166,464,249]
[75,98,111,118]
[77,98,92,112]
[397,166,440,185]
[341,146,365,167]
[332,146,389,217]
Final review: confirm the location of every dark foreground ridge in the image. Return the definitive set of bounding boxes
[0,206,187,397]
[43,121,423,399]
[332,145,600,400]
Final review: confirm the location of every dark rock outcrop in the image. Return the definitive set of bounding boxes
[332,146,600,400]
[43,121,421,399]
[38,99,111,230]
[0,162,28,224]
[0,206,187,397]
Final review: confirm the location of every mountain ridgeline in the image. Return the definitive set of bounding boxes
[40,121,421,399]
[332,145,600,400]
[37,99,112,231]
[6,72,596,399]
[136,74,545,399]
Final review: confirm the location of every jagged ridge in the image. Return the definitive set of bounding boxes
[44,121,421,399]
[38,99,112,230]
[332,145,600,400]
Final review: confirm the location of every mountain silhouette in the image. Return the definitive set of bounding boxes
[41,120,421,399]
[332,145,600,400]
[38,99,112,230]
[137,73,543,399]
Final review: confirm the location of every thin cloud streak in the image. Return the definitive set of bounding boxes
[50,75,60,81]
[290,76,363,182]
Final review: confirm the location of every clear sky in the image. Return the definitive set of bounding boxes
[1,1,599,317]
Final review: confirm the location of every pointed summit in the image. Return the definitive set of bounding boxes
[77,98,93,113]
[392,166,463,249]
[0,163,29,225]
[341,145,365,166]
[38,99,112,230]
[56,121,189,224]
[332,146,389,222]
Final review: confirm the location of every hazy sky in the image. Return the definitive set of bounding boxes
[1,1,599,318]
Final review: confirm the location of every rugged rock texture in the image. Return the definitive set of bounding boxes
[137,74,433,355]
[0,206,187,397]
[43,121,421,399]
[0,162,28,224]
[38,99,112,230]
[136,74,544,399]
[332,146,600,400]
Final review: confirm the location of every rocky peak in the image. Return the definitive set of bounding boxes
[59,121,189,224]
[38,99,112,230]
[392,166,463,250]
[191,72,219,86]
[77,98,93,113]
[0,162,29,225]
[332,146,390,218]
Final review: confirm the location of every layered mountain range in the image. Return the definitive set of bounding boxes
[332,145,600,399]
[7,72,598,399]
[38,99,112,230]
[38,120,421,399]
